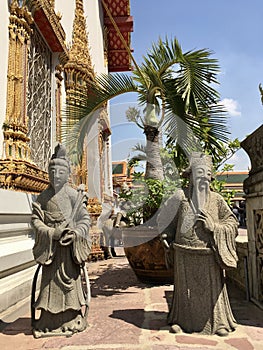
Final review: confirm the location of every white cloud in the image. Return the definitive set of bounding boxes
[221,98,241,117]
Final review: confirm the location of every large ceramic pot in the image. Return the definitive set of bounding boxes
[122,226,173,284]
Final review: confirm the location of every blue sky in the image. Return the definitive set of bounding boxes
[110,0,263,170]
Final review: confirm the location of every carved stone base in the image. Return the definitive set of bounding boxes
[88,226,104,261]
[32,310,87,338]
[32,329,75,338]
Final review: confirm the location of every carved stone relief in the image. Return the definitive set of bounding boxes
[255,209,263,302]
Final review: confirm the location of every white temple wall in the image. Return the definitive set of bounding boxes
[57,0,110,201]
[55,0,74,44]
[85,0,107,74]
[0,188,34,313]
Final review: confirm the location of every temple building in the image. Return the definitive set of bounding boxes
[0,0,133,312]
[216,171,248,203]
[112,160,134,192]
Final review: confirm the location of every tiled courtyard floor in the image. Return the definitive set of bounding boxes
[0,243,262,350]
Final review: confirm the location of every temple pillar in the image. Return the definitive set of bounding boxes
[241,124,263,308]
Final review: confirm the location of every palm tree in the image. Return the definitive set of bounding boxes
[62,37,228,183]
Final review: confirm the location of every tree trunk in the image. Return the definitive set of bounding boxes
[144,125,164,181]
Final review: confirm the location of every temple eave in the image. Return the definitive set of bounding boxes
[104,15,133,31]
[33,8,67,53]
[108,65,132,72]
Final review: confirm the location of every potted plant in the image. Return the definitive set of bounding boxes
[117,167,180,284]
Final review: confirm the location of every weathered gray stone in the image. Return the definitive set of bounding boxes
[241,124,263,308]
[158,152,238,336]
[31,144,91,338]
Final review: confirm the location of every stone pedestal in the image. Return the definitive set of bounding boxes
[241,125,263,308]
[227,237,248,294]
[87,197,104,261]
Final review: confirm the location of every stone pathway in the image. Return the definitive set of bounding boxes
[0,247,262,350]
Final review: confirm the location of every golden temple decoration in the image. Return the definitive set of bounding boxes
[55,64,63,143]
[70,140,88,188]
[87,197,103,217]
[0,3,48,193]
[64,0,95,105]
[3,3,33,161]
[0,1,67,193]
[68,0,94,73]
[64,0,95,188]
[0,159,49,193]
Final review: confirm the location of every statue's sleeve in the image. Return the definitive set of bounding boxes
[212,196,238,269]
[31,202,56,265]
[157,190,183,242]
[72,202,92,264]
[157,191,183,268]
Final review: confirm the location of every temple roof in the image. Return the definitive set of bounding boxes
[102,0,134,72]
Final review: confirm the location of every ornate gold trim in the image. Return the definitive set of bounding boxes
[87,197,102,217]
[64,0,96,187]
[3,3,33,161]
[64,0,95,105]
[0,1,51,193]
[0,159,49,193]
[55,64,63,142]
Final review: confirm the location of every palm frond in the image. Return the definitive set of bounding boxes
[61,73,138,161]
[131,143,146,154]
[142,37,182,76]
[61,36,230,171]
[163,104,229,156]
[133,37,183,108]
[175,48,221,114]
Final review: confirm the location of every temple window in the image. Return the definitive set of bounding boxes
[27,26,52,171]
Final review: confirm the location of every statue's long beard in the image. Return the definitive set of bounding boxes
[191,179,209,213]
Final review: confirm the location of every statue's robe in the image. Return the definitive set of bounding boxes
[158,189,238,335]
[31,184,91,333]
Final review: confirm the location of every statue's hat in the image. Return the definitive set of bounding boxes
[49,143,70,169]
[182,152,214,178]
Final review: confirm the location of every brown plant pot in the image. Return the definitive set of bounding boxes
[122,226,173,284]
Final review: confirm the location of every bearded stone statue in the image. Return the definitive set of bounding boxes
[158,152,238,336]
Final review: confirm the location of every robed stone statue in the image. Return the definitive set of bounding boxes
[158,152,238,336]
[31,144,91,338]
